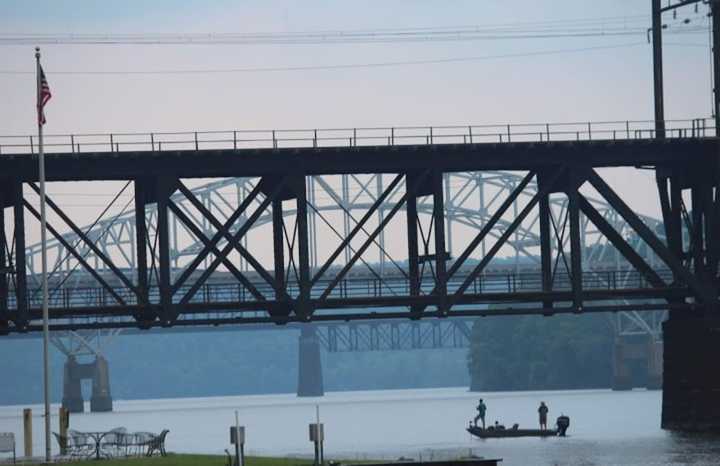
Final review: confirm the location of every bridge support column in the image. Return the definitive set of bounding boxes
[62,356,84,413]
[297,325,324,397]
[662,318,720,431]
[61,356,113,413]
[90,356,113,412]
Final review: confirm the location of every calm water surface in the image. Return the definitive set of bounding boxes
[1,388,719,466]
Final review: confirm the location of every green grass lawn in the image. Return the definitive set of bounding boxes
[59,455,316,466]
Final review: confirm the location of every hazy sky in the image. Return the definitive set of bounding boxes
[1,0,711,132]
[0,0,713,247]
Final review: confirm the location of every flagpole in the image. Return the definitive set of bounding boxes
[35,46,52,464]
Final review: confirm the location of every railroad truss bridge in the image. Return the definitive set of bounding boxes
[0,119,718,430]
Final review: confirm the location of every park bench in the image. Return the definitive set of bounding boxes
[0,433,15,464]
[143,429,169,457]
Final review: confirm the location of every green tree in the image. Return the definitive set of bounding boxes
[468,312,614,391]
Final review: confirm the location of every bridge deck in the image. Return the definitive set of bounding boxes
[0,138,715,182]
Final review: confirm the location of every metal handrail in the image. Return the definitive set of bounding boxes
[0,117,712,155]
[6,267,680,311]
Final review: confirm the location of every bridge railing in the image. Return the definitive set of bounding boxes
[0,118,712,155]
[7,267,676,313]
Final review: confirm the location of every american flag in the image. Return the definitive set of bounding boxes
[37,64,51,125]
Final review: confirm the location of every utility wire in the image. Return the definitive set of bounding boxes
[0,27,705,46]
[2,14,654,39]
[0,14,707,46]
[0,42,653,76]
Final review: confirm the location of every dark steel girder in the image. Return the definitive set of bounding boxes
[447,171,536,279]
[311,174,404,287]
[172,180,265,293]
[17,301,697,333]
[12,181,28,329]
[432,171,448,313]
[587,169,711,302]
[569,188,583,310]
[179,176,289,306]
[317,171,431,303]
[453,167,565,298]
[0,190,7,333]
[134,179,152,324]
[175,181,282,298]
[23,201,127,306]
[168,201,266,301]
[579,196,666,288]
[28,182,138,296]
[0,139,714,182]
[22,286,691,322]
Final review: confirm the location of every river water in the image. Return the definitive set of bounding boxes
[1,387,719,465]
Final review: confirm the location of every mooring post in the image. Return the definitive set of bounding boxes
[23,409,32,458]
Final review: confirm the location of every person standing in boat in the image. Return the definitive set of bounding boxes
[474,398,487,429]
[538,401,549,430]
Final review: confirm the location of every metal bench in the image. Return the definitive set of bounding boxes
[0,433,16,464]
[144,429,169,457]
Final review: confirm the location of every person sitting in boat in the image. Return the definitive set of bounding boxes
[474,398,487,429]
[538,402,549,431]
[494,421,505,430]
[556,414,570,437]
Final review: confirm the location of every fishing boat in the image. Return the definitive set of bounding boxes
[467,415,569,438]
[467,425,558,438]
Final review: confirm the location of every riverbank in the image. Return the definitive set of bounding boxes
[57,455,314,466]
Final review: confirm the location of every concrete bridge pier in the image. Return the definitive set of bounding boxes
[61,356,84,413]
[297,325,324,397]
[90,356,113,412]
[61,355,113,413]
[662,318,720,431]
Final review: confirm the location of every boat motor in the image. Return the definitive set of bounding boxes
[556,415,570,437]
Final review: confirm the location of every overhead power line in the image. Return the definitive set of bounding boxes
[0,43,652,76]
[0,13,708,46]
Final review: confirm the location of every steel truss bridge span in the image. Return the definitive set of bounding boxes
[0,120,715,336]
[17,173,668,338]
